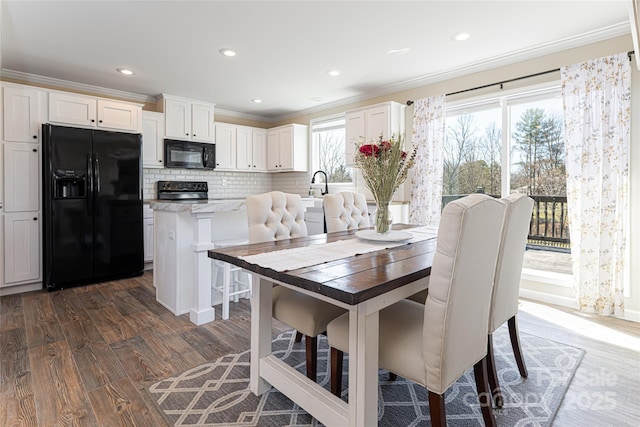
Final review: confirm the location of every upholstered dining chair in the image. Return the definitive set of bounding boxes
[246,191,346,382]
[327,194,506,427]
[323,191,370,233]
[486,193,534,408]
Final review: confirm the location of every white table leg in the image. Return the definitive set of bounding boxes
[348,307,379,427]
[250,276,273,395]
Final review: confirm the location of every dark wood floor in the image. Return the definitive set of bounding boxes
[1,271,639,426]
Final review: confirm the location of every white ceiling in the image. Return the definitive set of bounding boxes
[1,1,631,121]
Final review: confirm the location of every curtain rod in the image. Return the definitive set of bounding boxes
[405,50,635,106]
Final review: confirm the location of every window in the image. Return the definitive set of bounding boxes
[310,116,352,183]
[445,85,570,275]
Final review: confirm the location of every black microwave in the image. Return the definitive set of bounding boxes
[164,139,216,170]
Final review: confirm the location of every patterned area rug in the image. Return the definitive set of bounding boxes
[149,325,584,426]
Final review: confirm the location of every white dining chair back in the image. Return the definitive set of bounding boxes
[246,191,346,382]
[486,193,534,407]
[323,191,370,233]
[422,194,505,393]
[246,191,308,243]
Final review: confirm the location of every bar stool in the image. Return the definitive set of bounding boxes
[211,238,252,320]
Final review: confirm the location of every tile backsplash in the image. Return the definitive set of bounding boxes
[143,169,273,200]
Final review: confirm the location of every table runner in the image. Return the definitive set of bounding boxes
[239,226,437,272]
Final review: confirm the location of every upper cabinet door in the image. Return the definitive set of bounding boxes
[267,130,279,171]
[252,129,268,172]
[142,111,165,168]
[4,142,39,212]
[97,100,140,132]
[366,105,391,140]
[214,124,236,170]
[49,92,97,128]
[236,126,252,171]
[165,98,191,139]
[191,103,214,142]
[3,86,43,143]
[277,127,294,170]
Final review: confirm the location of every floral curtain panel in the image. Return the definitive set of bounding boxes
[409,96,446,226]
[561,52,631,317]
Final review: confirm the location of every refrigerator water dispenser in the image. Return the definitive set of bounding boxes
[54,170,86,199]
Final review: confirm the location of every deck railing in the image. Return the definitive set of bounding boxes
[442,194,570,252]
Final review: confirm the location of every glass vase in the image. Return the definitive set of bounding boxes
[374,200,393,234]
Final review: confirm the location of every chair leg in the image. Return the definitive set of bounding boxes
[305,335,317,381]
[486,334,503,408]
[222,263,231,320]
[508,315,528,378]
[428,391,446,427]
[473,357,497,427]
[294,331,303,343]
[330,347,343,396]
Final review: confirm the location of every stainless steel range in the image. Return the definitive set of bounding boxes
[157,181,208,201]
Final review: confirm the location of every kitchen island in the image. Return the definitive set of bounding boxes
[150,199,249,325]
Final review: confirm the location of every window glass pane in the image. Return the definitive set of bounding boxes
[443,108,501,198]
[312,117,352,183]
[509,96,565,197]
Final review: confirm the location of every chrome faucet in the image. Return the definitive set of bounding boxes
[311,170,329,196]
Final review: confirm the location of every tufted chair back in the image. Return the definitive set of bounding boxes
[489,193,534,333]
[422,194,505,394]
[246,191,308,244]
[323,192,370,233]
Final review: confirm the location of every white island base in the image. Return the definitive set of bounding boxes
[150,199,249,325]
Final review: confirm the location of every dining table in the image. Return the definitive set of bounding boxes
[208,224,437,426]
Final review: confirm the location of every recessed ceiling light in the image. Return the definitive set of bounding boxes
[116,68,134,75]
[219,48,237,57]
[310,97,323,102]
[326,69,341,77]
[251,99,263,104]
[452,31,471,42]
[386,48,411,55]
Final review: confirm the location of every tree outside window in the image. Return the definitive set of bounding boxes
[311,117,352,183]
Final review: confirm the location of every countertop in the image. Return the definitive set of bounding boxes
[149,198,246,213]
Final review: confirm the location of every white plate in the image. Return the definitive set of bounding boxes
[355,229,413,242]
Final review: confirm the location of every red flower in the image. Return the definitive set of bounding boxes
[379,140,392,151]
[359,144,380,157]
[401,151,407,159]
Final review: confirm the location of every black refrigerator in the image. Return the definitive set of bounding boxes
[42,124,144,291]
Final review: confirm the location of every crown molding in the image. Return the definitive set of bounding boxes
[214,107,275,123]
[0,69,157,103]
[272,21,630,122]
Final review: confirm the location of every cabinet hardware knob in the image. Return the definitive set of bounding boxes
[193,134,196,137]
[33,135,37,139]
[159,160,162,163]
[91,119,95,123]
[33,148,37,152]
[33,217,37,221]
[248,164,251,167]
[186,133,189,136]
[99,120,103,123]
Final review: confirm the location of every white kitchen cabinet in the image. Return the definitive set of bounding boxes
[161,95,215,142]
[236,126,267,172]
[49,92,141,132]
[214,124,236,170]
[143,204,154,264]
[267,124,308,172]
[97,99,141,131]
[3,212,40,285]
[3,85,46,143]
[345,101,405,166]
[3,143,39,212]
[142,111,165,168]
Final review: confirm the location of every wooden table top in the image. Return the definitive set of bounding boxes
[208,225,437,305]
